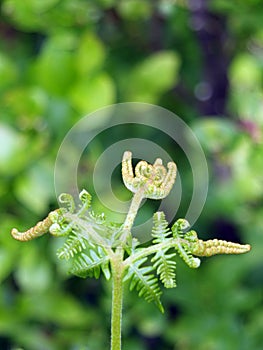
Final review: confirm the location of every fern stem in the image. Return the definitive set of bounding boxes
[123,239,173,267]
[121,190,144,244]
[111,252,124,350]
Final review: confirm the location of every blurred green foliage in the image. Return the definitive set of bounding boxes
[0,0,263,349]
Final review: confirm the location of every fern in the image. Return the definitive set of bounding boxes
[70,246,111,280]
[11,151,251,350]
[57,229,110,280]
[123,257,163,312]
[151,249,176,288]
[57,232,90,260]
[151,211,172,243]
[171,218,191,237]
[85,212,123,246]
[171,219,201,268]
[151,212,177,288]
[174,240,201,268]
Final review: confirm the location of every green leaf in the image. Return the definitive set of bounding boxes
[32,33,76,95]
[117,0,152,20]
[14,245,53,292]
[230,53,261,88]
[97,0,117,8]
[16,291,92,327]
[2,1,37,30]
[69,73,115,114]
[3,0,98,32]
[126,51,180,101]
[24,0,60,13]
[0,248,16,283]
[192,118,238,153]
[75,32,106,76]
[0,52,17,89]
[0,123,27,175]
[14,161,54,214]
[3,86,48,121]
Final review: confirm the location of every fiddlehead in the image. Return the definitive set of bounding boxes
[122,151,177,199]
[79,189,92,213]
[172,225,251,259]
[58,193,75,213]
[171,219,201,268]
[172,218,191,236]
[11,209,64,241]
[189,236,251,256]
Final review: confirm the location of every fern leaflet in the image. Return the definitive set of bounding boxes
[70,246,111,280]
[123,257,163,312]
[151,211,171,243]
[150,212,177,288]
[151,249,176,288]
[57,232,91,260]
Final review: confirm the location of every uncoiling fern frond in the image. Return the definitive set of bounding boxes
[123,257,163,312]
[56,190,122,248]
[10,151,251,350]
[174,240,201,268]
[171,219,201,268]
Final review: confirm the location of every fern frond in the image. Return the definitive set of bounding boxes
[171,224,200,268]
[171,218,191,237]
[87,210,106,224]
[79,189,92,209]
[57,232,91,260]
[151,249,176,288]
[49,220,75,237]
[70,246,111,280]
[174,240,200,268]
[123,257,163,312]
[58,193,75,213]
[150,212,177,288]
[11,209,63,241]
[77,210,123,247]
[151,212,172,243]
[190,237,251,256]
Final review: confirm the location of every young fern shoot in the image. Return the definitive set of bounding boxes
[11,151,251,350]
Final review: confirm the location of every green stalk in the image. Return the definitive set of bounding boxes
[120,189,145,244]
[110,252,124,350]
[110,190,144,350]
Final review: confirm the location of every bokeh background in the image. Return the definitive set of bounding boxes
[0,1,263,349]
